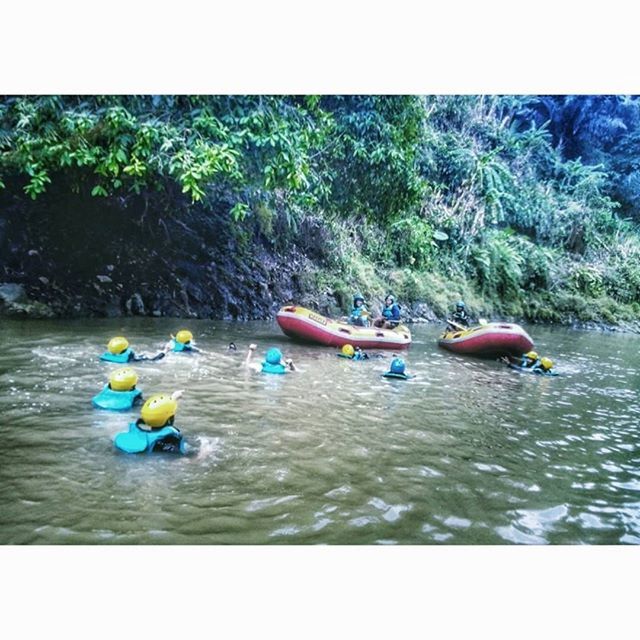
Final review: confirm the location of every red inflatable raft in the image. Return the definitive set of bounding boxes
[438,322,533,357]
[276,305,411,349]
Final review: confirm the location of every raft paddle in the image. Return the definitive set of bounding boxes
[446,319,467,331]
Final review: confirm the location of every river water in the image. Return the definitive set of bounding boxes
[1,318,639,545]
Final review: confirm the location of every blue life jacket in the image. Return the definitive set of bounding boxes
[382,371,414,380]
[350,305,368,319]
[261,361,286,374]
[100,348,134,363]
[533,366,559,377]
[92,385,142,411]
[519,356,538,368]
[509,363,558,376]
[114,422,185,454]
[382,303,401,321]
[170,339,193,353]
[338,351,366,361]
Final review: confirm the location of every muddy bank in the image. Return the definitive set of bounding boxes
[0,190,340,320]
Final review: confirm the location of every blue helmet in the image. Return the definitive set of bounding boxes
[353,293,365,304]
[390,357,406,374]
[456,300,465,309]
[265,347,282,365]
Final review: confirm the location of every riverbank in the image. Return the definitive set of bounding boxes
[2,96,640,332]
[2,213,640,335]
[1,195,639,332]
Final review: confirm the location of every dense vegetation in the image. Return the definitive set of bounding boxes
[1,94,640,325]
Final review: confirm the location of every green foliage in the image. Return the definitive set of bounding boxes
[2,94,640,327]
[0,96,333,215]
[569,264,605,298]
[470,148,515,224]
[471,231,524,300]
[230,202,249,222]
[320,96,426,223]
[388,215,435,268]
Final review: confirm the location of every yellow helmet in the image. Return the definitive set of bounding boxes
[540,357,553,370]
[141,394,178,428]
[109,367,138,391]
[108,336,129,354]
[176,329,193,344]
[341,344,355,358]
[525,351,538,360]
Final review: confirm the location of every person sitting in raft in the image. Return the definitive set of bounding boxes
[99,336,165,363]
[164,329,204,354]
[448,300,471,328]
[348,294,370,327]
[92,367,143,411]
[373,295,401,329]
[114,391,186,454]
[382,357,415,380]
[245,344,296,374]
[337,344,368,360]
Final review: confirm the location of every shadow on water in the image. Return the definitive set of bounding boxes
[0,317,639,544]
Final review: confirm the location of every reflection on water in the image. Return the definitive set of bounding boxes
[1,318,639,544]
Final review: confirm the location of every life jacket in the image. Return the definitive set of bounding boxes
[337,351,366,360]
[382,303,401,321]
[508,363,558,376]
[114,422,185,454]
[350,305,367,319]
[100,348,134,363]
[92,385,142,411]
[452,310,469,325]
[170,339,193,353]
[382,371,414,380]
[261,361,286,374]
[533,366,559,377]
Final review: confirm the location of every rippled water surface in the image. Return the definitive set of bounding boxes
[1,318,639,544]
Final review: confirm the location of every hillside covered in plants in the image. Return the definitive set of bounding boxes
[1,95,640,327]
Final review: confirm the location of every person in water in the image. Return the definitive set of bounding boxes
[374,295,401,329]
[520,351,540,368]
[245,344,297,374]
[449,300,471,328]
[382,357,415,380]
[502,353,557,376]
[114,390,186,454]
[163,329,204,354]
[92,367,143,411]
[337,344,368,360]
[99,336,165,363]
[501,351,539,368]
[535,357,557,375]
[348,294,370,327]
